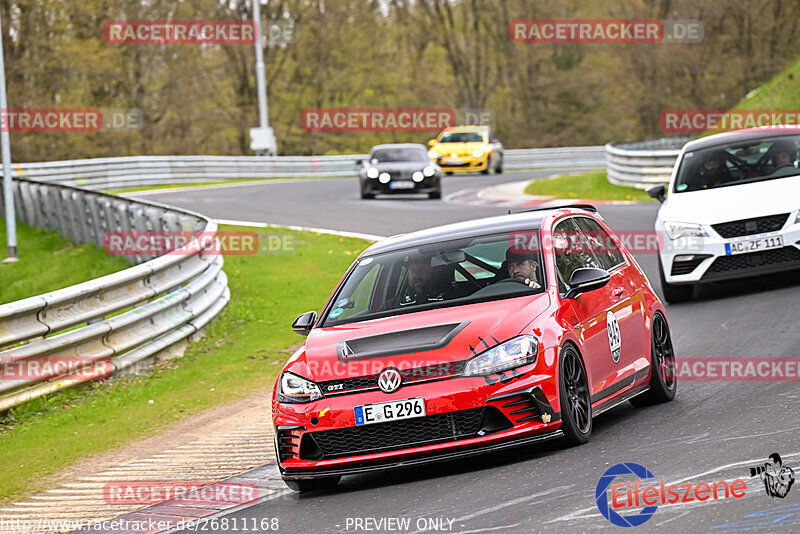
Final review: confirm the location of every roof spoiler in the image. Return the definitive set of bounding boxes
[518,203,598,214]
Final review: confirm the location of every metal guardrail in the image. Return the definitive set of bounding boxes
[1,147,607,191]
[0,178,230,411]
[605,137,693,188]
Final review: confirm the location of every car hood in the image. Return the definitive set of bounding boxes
[661,175,800,225]
[365,161,431,173]
[431,142,487,156]
[288,293,552,382]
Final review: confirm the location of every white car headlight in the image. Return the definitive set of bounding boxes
[366,167,379,179]
[412,171,424,182]
[462,335,538,377]
[423,166,435,177]
[278,372,323,403]
[664,222,709,240]
[428,150,439,159]
[472,150,484,158]
[379,172,391,184]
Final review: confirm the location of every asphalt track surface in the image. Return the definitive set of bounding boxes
[142,172,800,534]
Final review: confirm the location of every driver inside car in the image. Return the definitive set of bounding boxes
[767,140,797,170]
[500,249,541,289]
[395,255,448,306]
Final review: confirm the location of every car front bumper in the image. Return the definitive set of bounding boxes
[273,358,561,480]
[363,178,440,194]
[431,155,489,172]
[657,211,800,284]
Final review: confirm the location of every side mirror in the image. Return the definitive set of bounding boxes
[354,159,363,166]
[646,184,666,203]
[564,268,611,299]
[428,139,437,147]
[292,311,318,336]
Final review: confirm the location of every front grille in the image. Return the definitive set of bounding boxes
[671,256,709,276]
[318,360,467,395]
[302,408,484,459]
[704,246,800,276]
[712,214,789,238]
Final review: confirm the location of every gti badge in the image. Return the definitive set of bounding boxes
[378,368,402,393]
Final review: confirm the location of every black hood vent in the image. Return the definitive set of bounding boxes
[337,321,469,361]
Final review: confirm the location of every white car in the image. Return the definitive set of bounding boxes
[647,128,800,303]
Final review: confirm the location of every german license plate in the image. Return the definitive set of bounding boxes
[354,397,425,426]
[725,235,783,255]
[389,181,415,190]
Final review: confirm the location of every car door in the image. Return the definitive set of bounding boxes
[552,217,617,396]
[573,217,647,386]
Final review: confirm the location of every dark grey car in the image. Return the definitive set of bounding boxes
[357,143,442,199]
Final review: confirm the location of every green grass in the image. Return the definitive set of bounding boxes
[0,220,130,304]
[0,225,369,503]
[699,56,800,137]
[523,171,654,202]
[104,176,335,195]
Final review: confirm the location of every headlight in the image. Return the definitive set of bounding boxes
[472,150,484,158]
[462,335,538,377]
[663,221,709,240]
[378,172,391,184]
[278,372,323,403]
[423,166,435,177]
[366,167,379,179]
[795,211,800,224]
[428,150,439,159]
[412,171,424,182]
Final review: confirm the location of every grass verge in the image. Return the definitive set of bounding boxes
[104,176,334,195]
[0,225,369,503]
[524,171,654,202]
[0,220,130,304]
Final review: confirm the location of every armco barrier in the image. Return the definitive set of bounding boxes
[605,137,693,188]
[1,147,606,191]
[0,178,230,411]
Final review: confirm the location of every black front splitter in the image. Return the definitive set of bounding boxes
[280,429,564,481]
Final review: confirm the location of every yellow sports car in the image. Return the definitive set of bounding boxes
[427,126,504,174]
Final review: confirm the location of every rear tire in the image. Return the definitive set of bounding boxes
[631,312,677,407]
[658,258,693,303]
[558,344,592,446]
[283,476,341,492]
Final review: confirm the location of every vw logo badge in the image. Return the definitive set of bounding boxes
[378,368,402,393]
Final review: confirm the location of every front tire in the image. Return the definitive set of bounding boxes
[283,476,341,492]
[558,344,592,446]
[428,190,441,199]
[480,156,491,175]
[631,312,677,407]
[658,258,693,303]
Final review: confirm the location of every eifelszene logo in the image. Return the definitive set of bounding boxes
[596,462,747,527]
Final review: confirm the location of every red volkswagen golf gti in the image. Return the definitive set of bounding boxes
[273,206,677,491]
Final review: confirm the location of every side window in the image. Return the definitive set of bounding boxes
[553,218,601,294]
[573,217,625,271]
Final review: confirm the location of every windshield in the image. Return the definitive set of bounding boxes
[674,135,800,193]
[321,231,545,326]
[370,148,428,163]
[439,132,484,143]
